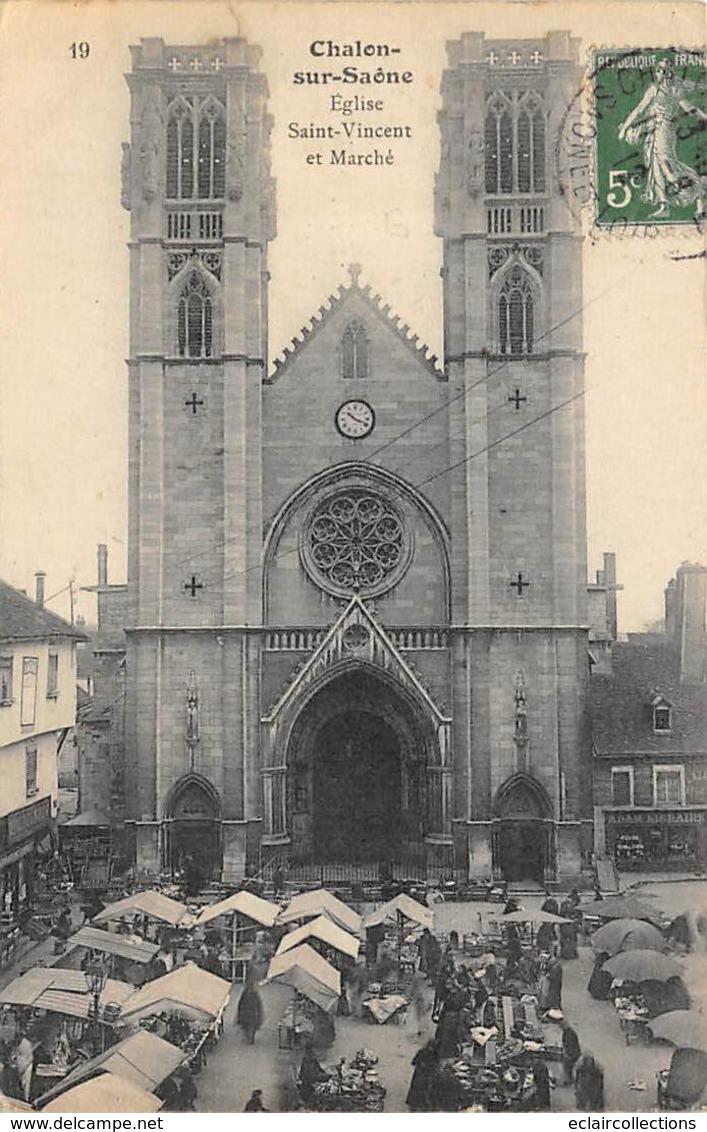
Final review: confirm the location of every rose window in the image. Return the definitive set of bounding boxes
[303,490,410,596]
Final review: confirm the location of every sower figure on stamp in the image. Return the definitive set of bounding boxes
[618,57,707,218]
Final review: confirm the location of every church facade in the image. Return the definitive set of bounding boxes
[121,32,593,885]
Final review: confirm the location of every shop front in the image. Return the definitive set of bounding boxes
[605,807,707,870]
[0,796,53,966]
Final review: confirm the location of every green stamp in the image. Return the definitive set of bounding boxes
[592,49,706,227]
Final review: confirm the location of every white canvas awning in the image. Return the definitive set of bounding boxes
[43,1074,162,1113]
[0,968,132,1019]
[276,915,360,959]
[196,890,280,928]
[93,890,188,927]
[265,943,341,1013]
[363,893,434,931]
[278,889,362,935]
[38,1031,186,1107]
[120,961,231,1023]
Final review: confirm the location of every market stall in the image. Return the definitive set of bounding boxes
[301,1048,386,1113]
[277,915,360,962]
[60,926,160,985]
[36,1030,187,1108]
[194,890,280,981]
[602,950,687,1040]
[119,962,231,1069]
[42,1073,163,1113]
[278,890,362,935]
[591,918,667,957]
[93,890,188,938]
[265,943,341,1049]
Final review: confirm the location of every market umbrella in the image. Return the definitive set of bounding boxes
[592,918,667,957]
[649,1011,707,1051]
[502,909,572,925]
[577,896,663,927]
[602,949,683,983]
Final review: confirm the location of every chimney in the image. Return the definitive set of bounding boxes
[603,552,618,641]
[35,572,46,609]
[675,563,707,683]
[97,544,108,587]
[664,577,677,643]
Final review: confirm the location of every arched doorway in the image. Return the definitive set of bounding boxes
[312,710,402,861]
[166,775,221,881]
[286,669,430,865]
[493,774,553,885]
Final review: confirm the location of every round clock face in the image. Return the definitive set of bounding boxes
[335,399,375,439]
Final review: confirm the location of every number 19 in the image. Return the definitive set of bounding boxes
[70,42,90,59]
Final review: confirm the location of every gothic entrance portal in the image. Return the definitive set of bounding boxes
[493,774,553,885]
[286,669,429,865]
[166,775,221,881]
[313,711,402,861]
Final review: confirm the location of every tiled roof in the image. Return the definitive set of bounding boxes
[0,579,87,642]
[591,639,707,756]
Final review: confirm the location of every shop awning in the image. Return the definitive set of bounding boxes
[278,889,362,935]
[119,961,231,1023]
[38,1031,186,1107]
[265,943,341,1013]
[66,926,160,964]
[276,915,360,959]
[363,893,434,931]
[195,889,280,928]
[93,890,188,927]
[43,1074,163,1113]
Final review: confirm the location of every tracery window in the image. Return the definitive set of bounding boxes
[498,268,535,355]
[177,272,213,358]
[342,321,368,379]
[167,96,226,200]
[485,91,546,195]
[303,490,409,596]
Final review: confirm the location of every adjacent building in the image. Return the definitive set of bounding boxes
[0,575,84,930]
[592,563,707,871]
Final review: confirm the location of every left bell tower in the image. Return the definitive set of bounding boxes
[122,39,276,881]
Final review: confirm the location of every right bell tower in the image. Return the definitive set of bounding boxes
[437,32,593,884]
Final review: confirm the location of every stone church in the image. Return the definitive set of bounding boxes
[111,30,594,885]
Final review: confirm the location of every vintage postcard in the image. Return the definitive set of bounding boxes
[0,0,705,1118]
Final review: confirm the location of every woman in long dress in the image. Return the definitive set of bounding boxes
[618,57,707,218]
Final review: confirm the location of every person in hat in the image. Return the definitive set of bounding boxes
[541,892,559,916]
[298,1042,327,1105]
[542,957,563,1013]
[244,1089,268,1112]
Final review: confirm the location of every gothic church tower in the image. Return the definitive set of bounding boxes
[436,32,592,879]
[122,39,275,879]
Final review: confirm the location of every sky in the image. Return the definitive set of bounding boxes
[0,0,705,632]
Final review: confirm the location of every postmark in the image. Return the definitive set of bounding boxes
[556,48,707,234]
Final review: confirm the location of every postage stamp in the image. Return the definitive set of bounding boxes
[592,49,707,227]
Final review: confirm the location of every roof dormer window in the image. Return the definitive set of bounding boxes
[651,693,673,734]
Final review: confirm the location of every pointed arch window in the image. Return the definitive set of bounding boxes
[167,96,225,200]
[499,268,535,355]
[485,91,546,195]
[342,321,368,379]
[177,272,213,358]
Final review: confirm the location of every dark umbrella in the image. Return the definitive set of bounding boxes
[602,949,683,983]
[578,896,663,927]
[650,1011,707,1052]
[591,918,666,956]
